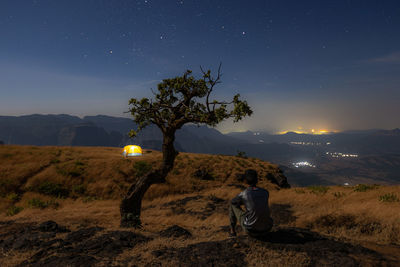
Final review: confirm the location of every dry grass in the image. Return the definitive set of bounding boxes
[1,145,400,266]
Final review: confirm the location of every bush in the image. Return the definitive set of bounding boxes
[50,159,60,164]
[333,192,346,198]
[72,184,86,195]
[56,162,85,177]
[236,150,247,159]
[308,185,329,195]
[28,198,59,209]
[353,184,378,192]
[379,193,399,202]
[37,181,69,197]
[133,161,152,178]
[6,206,23,216]
[6,193,20,201]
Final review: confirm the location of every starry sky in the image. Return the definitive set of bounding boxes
[1,0,399,133]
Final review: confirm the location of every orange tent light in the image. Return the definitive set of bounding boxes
[122,145,142,157]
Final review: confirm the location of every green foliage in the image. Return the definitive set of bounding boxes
[28,198,59,209]
[56,162,85,178]
[6,206,23,216]
[72,184,87,195]
[1,153,13,159]
[128,68,252,137]
[6,192,20,201]
[236,150,247,159]
[133,161,152,178]
[353,184,379,192]
[379,193,399,202]
[37,181,69,197]
[0,179,19,197]
[308,185,329,195]
[50,159,60,164]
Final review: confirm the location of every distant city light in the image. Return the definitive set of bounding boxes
[292,161,316,168]
[326,152,358,158]
[290,141,322,146]
[277,129,336,135]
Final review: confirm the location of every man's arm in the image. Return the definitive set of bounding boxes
[231,191,244,207]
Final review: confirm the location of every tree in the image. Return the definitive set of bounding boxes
[120,66,252,227]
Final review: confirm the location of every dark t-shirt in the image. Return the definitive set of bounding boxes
[231,186,273,232]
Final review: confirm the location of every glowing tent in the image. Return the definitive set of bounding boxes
[123,145,142,157]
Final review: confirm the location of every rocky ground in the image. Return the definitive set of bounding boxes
[1,197,399,266]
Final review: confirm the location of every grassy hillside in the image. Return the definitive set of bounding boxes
[1,145,400,266]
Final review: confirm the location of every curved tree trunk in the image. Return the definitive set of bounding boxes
[120,132,178,227]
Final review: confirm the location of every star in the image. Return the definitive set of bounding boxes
[109,50,113,54]
[242,31,246,35]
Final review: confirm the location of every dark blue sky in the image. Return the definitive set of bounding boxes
[1,0,399,133]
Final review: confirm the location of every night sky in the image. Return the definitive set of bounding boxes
[1,0,399,133]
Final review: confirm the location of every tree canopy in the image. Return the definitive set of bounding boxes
[128,67,253,136]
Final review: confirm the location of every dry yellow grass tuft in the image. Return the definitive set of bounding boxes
[1,145,400,266]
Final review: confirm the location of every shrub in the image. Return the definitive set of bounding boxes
[72,184,87,195]
[379,193,399,202]
[50,159,60,164]
[75,160,84,166]
[28,198,59,209]
[353,184,378,192]
[133,161,152,178]
[236,150,247,159]
[37,181,69,197]
[333,192,346,198]
[308,185,329,195]
[6,193,20,201]
[56,161,85,177]
[6,206,23,216]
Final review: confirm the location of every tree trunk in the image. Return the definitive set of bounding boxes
[120,132,178,227]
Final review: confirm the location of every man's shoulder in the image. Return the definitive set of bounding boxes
[249,187,269,196]
[243,186,269,194]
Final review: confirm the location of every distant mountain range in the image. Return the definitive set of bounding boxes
[1,114,399,186]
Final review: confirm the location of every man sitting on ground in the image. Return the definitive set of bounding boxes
[229,169,273,238]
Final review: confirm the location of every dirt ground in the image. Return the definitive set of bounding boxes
[1,145,400,266]
[1,193,400,267]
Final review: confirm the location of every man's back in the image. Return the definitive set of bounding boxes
[231,186,273,232]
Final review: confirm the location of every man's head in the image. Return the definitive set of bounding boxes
[244,169,258,186]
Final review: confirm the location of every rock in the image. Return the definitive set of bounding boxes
[39,220,69,233]
[266,171,290,188]
[152,240,246,267]
[65,227,104,243]
[159,225,192,238]
[31,255,98,267]
[71,231,151,258]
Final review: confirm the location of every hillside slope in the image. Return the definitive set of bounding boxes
[0,145,399,266]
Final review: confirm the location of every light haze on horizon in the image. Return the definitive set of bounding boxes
[1,0,399,133]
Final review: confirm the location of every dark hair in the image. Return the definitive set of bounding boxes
[244,169,258,186]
